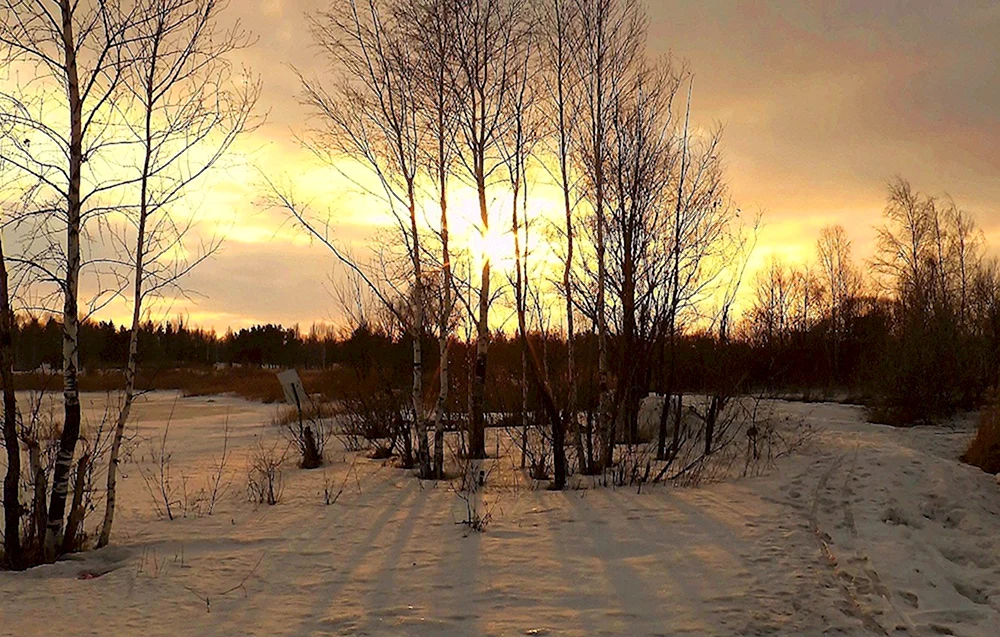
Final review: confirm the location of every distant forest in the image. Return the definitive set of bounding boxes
[16,183,1000,436]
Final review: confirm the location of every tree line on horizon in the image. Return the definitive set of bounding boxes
[12,176,1000,429]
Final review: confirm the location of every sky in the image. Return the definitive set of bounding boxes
[91,0,1000,331]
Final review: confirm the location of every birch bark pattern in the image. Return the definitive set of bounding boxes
[430,5,452,478]
[45,0,84,559]
[409,183,431,479]
[98,89,152,547]
[434,159,450,478]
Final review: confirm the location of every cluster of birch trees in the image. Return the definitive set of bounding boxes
[271,0,749,488]
[0,0,256,569]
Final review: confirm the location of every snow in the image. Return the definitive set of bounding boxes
[1,393,998,636]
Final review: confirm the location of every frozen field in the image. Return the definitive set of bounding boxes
[1,392,998,636]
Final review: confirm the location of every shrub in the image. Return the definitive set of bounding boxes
[247,438,288,505]
[273,402,333,469]
[334,378,406,457]
[962,404,1000,474]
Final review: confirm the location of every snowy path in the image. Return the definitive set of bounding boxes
[1,395,998,636]
[774,404,1000,637]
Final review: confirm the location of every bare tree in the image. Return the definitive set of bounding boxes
[0,150,22,568]
[869,178,992,422]
[573,0,643,470]
[452,0,529,459]
[941,199,983,328]
[700,225,755,457]
[498,26,569,488]
[0,0,141,559]
[538,0,588,472]
[873,177,938,310]
[656,109,738,462]
[407,0,458,479]
[659,82,695,462]
[748,256,798,348]
[97,0,260,548]
[284,0,432,476]
[603,60,683,448]
[816,224,860,382]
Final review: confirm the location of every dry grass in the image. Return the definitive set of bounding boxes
[962,404,1000,474]
[11,367,348,405]
[271,401,337,427]
[180,369,285,403]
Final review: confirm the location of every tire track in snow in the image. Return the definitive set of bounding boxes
[838,446,917,633]
[808,451,888,635]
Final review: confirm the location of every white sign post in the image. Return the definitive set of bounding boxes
[276,368,324,469]
[277,369,306,410]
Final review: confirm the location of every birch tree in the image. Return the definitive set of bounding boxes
[97,0,259,548]
[452,0,528,459]
[498,27,569,487]
[573,0,643,470]
[295,0,432,477]
[0,139,25,568]
[0,0,138,559]
[407,0,457,479]
[538,0,588,472]
[0,229,17,569]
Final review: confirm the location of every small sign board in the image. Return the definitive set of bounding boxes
[277,369,306,407]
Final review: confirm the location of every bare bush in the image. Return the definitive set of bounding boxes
[137,423,181,521]
[206,418,235,515]
[137,409,234,520]
[608,442,655,489]
[451,437,501,533]
[246,438,288,506]
[666,396,814,486]
[500,410,551,481]
[321,455,361,506]
[335,381,406,458]
[275,401,331,469]
[6,391,118,560]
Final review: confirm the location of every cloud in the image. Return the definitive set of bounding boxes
[644,0,1000,225]
[80,1,1000,329]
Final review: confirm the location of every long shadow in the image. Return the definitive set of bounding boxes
[429,491,483,634]
[358,483,430,632]
[186,468,420,635]
[605,492,721,608]
[564,492,663,634]
[600,488,792,635]
[643,489,821,633]
[546,490,628,635]
[298,480,419,632]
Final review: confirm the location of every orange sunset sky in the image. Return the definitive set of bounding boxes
[89,0,1000,331]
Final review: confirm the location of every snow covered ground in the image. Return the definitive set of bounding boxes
[1,392,998,636]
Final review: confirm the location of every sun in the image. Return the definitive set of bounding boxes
[427,182,567,282]
[472,224,516,270]
[446,188,516,272]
